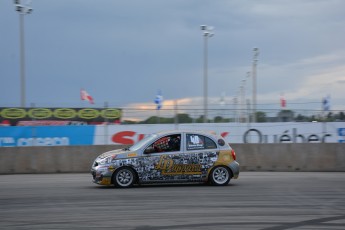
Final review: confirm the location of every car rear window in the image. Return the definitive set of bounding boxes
[186,134,217,150]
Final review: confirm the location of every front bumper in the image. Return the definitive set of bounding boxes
[228,161,240,179]
[91,165,114,185]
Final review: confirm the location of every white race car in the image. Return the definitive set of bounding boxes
[91,130,239,188]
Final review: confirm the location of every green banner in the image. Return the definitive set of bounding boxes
[0,107,122,126]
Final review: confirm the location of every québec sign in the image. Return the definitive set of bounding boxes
[243,128,332,143]
[99,122,345,145]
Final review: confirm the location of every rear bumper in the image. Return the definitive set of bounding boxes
[228,161,240,179]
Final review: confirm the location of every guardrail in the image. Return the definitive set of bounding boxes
[1,144,344,174]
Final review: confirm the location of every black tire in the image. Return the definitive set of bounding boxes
[209,166,231,186]
[113,167,136,188]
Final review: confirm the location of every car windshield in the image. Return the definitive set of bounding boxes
[129,134,158,151]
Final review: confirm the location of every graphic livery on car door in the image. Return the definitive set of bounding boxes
[138,133,219,183]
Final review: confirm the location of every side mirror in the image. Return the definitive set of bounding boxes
[144,146,154,154]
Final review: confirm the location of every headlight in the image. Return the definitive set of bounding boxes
[98,157,112,165]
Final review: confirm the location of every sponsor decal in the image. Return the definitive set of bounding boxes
[338,128,345,136]
[0,137,16,147]
[53,108,77,119]
[108,165,115,171]
[338,128,345,143]
[28,108,53,119]
[17,137,69,146]
[187,134,204,150]
[0,126,95,146]
[112,131,146,145]
[1,108,26,119]
[17,121,87,126]
[127,153,138,157]
[154,155,202,175]
[0,107,122,126]
[101,108,122,119]
[78,109,99,119]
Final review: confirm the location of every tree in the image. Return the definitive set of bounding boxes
[256,111,267,122]
[175,113,193,123]
[121,120,138,124]
[326,112,334,121]
[196,115,205,123]
[277,110,294,122]
[295,114,308,122]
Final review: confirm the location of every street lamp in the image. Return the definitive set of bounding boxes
[233,95,238,123]
[252,47,259,122]
[244,71,251,122]
[240,80,245,123]
[13,0,33,107]
[200,25,214,123]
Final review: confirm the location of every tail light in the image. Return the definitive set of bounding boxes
[231,149,236,161]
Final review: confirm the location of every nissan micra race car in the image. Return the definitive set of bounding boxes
[91,130,239,188]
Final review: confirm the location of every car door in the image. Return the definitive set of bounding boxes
[139,133,184,183]
[139,133,218,183]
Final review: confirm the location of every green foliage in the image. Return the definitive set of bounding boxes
[256,111,267,122]
[125,111,345,124]
[176,113,193,123]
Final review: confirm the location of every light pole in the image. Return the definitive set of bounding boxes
[252,48,259,122]
[240,80,245,123]
[14,0,33,107]
[200,25,214,123]
[233,96,238,123]
[245,71,251,122]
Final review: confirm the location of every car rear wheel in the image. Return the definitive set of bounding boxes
[113,167,136,188]
[209,166,231,186]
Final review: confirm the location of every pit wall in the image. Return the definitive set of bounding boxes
[0,144,344,174]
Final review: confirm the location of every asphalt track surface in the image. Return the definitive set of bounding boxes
[1,172,345,230]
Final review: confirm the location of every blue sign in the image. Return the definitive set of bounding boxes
[0,126,95,147]
[337,128,345,143]
[338,128,345,137]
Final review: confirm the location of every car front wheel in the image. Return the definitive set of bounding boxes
[113,167,136,188]
[209,166,231,186]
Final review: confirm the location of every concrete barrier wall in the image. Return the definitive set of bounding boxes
[0,144,344,174]
[234,144,345,172]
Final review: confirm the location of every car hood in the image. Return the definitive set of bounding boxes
[97,148,136,160]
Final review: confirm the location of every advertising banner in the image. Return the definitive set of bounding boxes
[94,122,345,145]
[0,107,122,126]
[1,122,344,147]
[338,128,345,143]
[0,126,95,147]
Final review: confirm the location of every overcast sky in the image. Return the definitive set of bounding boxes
[1,0,345,118]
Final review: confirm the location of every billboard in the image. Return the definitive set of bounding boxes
[1,122,344,147]
[94,122,345,145]
[0,107,122,126]
[0,126,95,147]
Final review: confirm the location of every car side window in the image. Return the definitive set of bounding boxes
[186,134,217,151]
[144,134,181,154]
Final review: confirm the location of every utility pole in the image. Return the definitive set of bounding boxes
[14,0,33,107]
[200,25,214,123]
[252,48,259,122]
